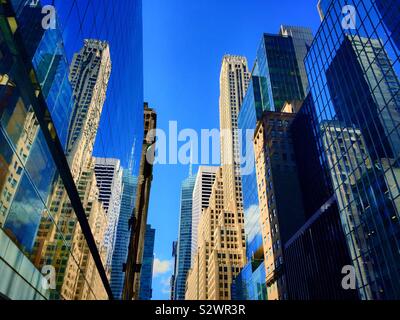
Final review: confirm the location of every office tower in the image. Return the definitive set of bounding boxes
[279,25,313,92]
[139,225,155,300]
[67,40,111,178]
[375,0,400,50]
[185,168,246,300]
[191,166,218,266]
[305,0,400,299]
[94,158,123,271]
[253,112,306,300]
[174,173,196,300]
[219,55,250,214]
[233,76,267,300]
[170,241,178,300]
[233,27,312,300]
[123,103,157,300]
[110,170,138,299]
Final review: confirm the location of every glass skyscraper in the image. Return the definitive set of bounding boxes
[174,173,196,300]
[307,0,400,299]
[0,0,144,300]
[139,224,155,300]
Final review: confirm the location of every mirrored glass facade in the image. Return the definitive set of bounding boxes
[306,0,400,299]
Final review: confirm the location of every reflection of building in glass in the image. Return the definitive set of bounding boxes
[139,225,155,300]
[174,172,196,300]
[110,170,137,299]
[123,103,157,300]
[254,33,306,112]
[305,0,400,299]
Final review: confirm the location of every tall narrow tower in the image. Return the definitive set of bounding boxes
[219,55,250,214]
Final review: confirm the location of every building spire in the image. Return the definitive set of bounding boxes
[129,139,136,174]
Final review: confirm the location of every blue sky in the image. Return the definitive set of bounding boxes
[143,0,322,300]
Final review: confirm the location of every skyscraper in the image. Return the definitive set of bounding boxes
[174,173,196,300]
[305,0,400,299]
[219,55,251,214]
[191,166,218,266]
[170,241,178,300]
[233,27,313,300]
[110,170,138,299]
[139,225,155,300]
[94,158,123,272]
[123,103,157,300]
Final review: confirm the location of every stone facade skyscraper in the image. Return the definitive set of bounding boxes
[219,55,250,214]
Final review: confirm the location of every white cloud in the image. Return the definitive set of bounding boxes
[153,258,173,277]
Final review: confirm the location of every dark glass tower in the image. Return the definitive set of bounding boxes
[110,170,138,299]
[306,0,400,299]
